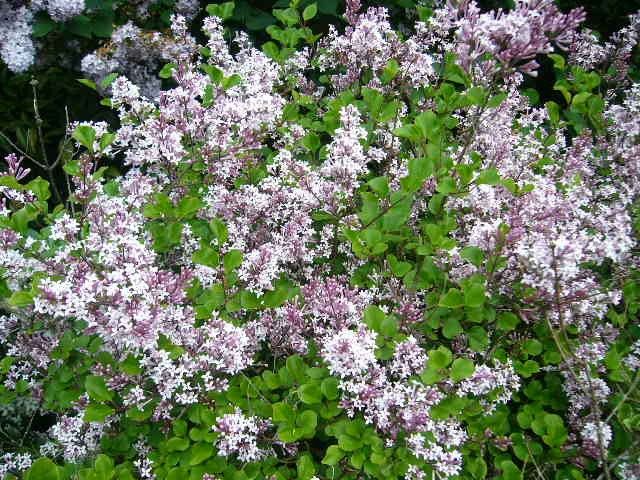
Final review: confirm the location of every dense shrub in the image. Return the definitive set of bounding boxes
[1,1,640,480]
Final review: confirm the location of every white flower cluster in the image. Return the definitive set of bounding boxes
[0,1,86,73]
[81,17,196,99]
[321,327,378,378]
[213,409,269,463]
[49,414,107,462]
[581,420,613,449]
[0,6,36,73]
[0,452,33,479]
[407,433,464,477]
[32,0,85,21]
[456,361,521,409]
[320,105,370,194]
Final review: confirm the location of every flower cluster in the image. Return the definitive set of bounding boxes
[81,16,197,99]
[213,409,271,463]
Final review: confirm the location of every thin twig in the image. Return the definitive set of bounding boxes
[30,78,62,204]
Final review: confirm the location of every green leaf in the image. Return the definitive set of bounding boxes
[297,454,316,479]
[542,414,567,447]
[464,283,485,308]
[546,101,561,125]
[415,111,439,139]
[85,375,113,402]
[338,434,362,451]
[77,78,97,91]
[189,443,213,465]
[262,41,280,60]
[209,218,228,245]
[286,354,306,382]
[91,12,113,38]
[522,88,540,105]
[33,16,56,37]
[466,86,486,105]
[99,132,116,151]
[468,326,489,352]
[277,425,299,443]
[94,454,114,478]
[197,284,225,314]
[487,91,508,108]
[297,410,317,436]
[393,124,421,141]
[302,3,318,21]
[8,290,34,307]
[68,15,92,38]
[159,63,176,79]
[299,383,322,404]
[273,7,300,26]
[321,377,339,400]
[72,125,96,151]
[380,59,399,84]
[167,436,190,452]
[84,403,115,423]
[461,246,484,267]
[380,316,399,337]
[436,176,457,194]
[223,249,243,274]
[222,74,242,90]
[523,339,543,356]
[443,317,463,339]
[262,281,293,308]
[262,371,280,390]
[429,347,452,369]
[206,2,235,19]
[548,53,566,70]
[25,458,61,480]
[451,358,475,381]
[497,312,520,331]
[11,205,40,233]
[368,176,389,197]
[0,175,22,190]
[388,255,411,277]
[466,456,487,479]
[166,467,187,480]
[440,288,464,308]
[476,168,501,185]
[192,247,220,268]
[403,156,433,191]
[322,445,345,465]
[173,419,188,436]
[272,402,295,423]
[176,196,203,218]
[500,460,522,480]
[364,305,386,331]
[101,73,119,89]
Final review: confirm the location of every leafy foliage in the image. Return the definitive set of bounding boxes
[0,1,640,480]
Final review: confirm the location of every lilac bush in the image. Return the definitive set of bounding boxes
[1,1,640,479]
